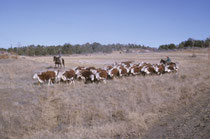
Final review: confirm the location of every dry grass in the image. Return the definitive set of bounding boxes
[0,49,209,139]
[0,53,18,60]
[0,53,9,59]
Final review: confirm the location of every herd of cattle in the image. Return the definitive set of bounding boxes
[33,60,178,85]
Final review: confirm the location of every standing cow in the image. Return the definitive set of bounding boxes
[33,71,56,85]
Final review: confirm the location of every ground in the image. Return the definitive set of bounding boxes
[0,49,209,139]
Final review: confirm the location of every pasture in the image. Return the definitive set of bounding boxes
[0,49,209,139]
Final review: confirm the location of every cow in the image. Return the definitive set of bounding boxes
[85,66,96,70]
[74,66,85,71]
[76,69,95,83]
[107,68,119,79]
[130,65,141,75]
[106,65,113,70]
[141,64,157,75]
[121,61,133,66]
[56,69,76,85]
[121,62,133,69]
[154,64,165,75]
[147,65,157,75]
[117,66,129,77]
[160,59,178,71]
[33,70,56,85]
[94,69,108,83]
[165,63,178,73]
[74,66,85,79]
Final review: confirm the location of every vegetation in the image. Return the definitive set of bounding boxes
[159,43,176,50]
[0,50,209,138]
[7,43,150,56]
[159,37,210,50]
[0,48,7,52]
[2,37,210,55]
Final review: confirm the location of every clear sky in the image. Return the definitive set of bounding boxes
[0,0,210,48]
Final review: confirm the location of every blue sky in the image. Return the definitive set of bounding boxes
[0,0,210,48]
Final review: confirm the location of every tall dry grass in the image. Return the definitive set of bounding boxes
[0,49,209,139]
[0,53,18,60]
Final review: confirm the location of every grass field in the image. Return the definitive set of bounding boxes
[0,49,209,139]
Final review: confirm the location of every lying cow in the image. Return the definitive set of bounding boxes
[33,70,56,85]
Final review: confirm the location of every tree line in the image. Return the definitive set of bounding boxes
[159,37,210,50]
[6,43,151,56]
[2,37,210,56]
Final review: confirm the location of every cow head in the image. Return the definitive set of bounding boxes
[33,73,44,83]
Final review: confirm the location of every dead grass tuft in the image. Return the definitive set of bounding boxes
[0,53,9,59]
[180,74,187,80]
[0,53,18,59]
[112,110,127,121]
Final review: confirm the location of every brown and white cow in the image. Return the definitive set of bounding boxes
[159,61,178,73]
[141,64,157,75]
[130,65,141,75]
[76,69,95,83]
[117,66,129,77]
[33,70,56,85]
[165,62,178,73]
[106,65,113,70]
[154,64,165,75]
[57,69,76,85]
[94,69,108,83]
[121,61,133,67]
[107,68,119,79]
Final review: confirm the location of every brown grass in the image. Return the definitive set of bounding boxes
[0,53,18,59]
[0,49,209,139]
[0,53,9,59]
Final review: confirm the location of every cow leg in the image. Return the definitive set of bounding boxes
[72,80,75,87]
[50,79,54,85]
[48,79,51,85]
[48,79,53,85]
[69,79,75,87]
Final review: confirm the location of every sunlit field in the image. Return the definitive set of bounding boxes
[0,48,209,139]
